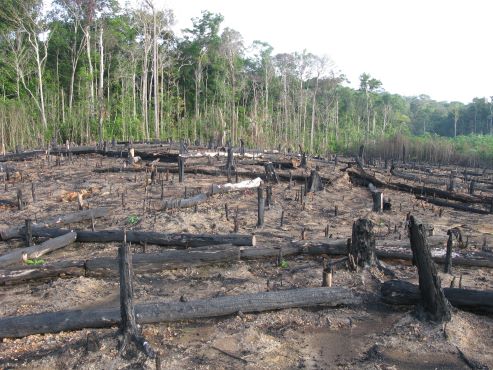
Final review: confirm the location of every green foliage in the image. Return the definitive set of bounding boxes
[279,259,289,269]
[25,258,45,265]
[127,215,139,225]
[0,0,491,167]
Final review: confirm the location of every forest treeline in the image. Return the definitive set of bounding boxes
[0,0,492,163]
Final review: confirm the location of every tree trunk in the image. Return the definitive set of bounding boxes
[0,287,360,339]
[307,169,323,192]
[0,207,111,241]
[97,26,104,144]
[382,280,493,314]
[408,216,451,322]
[14,228,255,247]
[0,232,77,268]
[349,218,375,268]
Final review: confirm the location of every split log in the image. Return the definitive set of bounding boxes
[0,232,77,268]
[162,177,262,210]
[0,287,360,338]
[408,216,451,322]
[381,280,493,314]
[416,195,490,215]
[0,207,111,241]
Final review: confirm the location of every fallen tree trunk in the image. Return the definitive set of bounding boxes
[1,237,491,285]
[390,168,447,186]
[348,168,490,206]
[0,232,77,268]
[416,195,491,215]
[0,150,45,162]
[0,208,111,241]
[162,178,262,210]
[94,166,336,186]
[0,287,360,338]
[0,260,85,285]
[86,246,241,277]
[17,228,256,247]
[381,280,493,314]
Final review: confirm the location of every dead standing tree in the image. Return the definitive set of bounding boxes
[408,216,451,322]
[118,238,155,358]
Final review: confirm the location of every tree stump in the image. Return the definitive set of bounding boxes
[257,186,265,227]
[264,163,279,184]
[16,188,24,211]
[371,192,383,212]
[408,215,451,322]
[178,157,185,183]
[265,186,273,208]
[307,170,323,192]
[301,152,307,168]
[239,139,245,156]
[348,218,375,268]
[444,230,453,274]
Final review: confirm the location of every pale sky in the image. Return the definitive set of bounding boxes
[152,0,492,104]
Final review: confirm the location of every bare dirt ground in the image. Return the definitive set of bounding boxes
[0,150,492,369]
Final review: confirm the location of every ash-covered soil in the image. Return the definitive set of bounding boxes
[0,151,492,369]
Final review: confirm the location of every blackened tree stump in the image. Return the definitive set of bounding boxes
[307,170,323,192]
[264,162,279,184]
[257,186,265,227]
[348,218,376,268]
[408,215,451,322]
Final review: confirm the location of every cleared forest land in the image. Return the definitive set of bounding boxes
[0,143,492,369]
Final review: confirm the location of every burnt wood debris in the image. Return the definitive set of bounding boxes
[0,140,492,365]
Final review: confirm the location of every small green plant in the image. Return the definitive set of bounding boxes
[279,259,289,269]
[25,258,45,265]
[127,215,140,225]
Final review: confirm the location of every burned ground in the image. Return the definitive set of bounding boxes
[0,146,492,369]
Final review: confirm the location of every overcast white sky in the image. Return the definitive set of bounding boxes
[153,0,491,103]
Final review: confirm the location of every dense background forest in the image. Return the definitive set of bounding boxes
[1,0,492,163]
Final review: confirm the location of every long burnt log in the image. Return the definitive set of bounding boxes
[390,168,447,186]
[416,195,491,215]
[15,228,256,247]
[0,260,85,285]
[348,168,491,205]
[382,280,493,314]
[1,238,492,285]
[87,246,241,277]
[94,166,337,186]
[0,232,77,268]
[0,150,45,162]
[0,287,360,338]
[0,208,111,241]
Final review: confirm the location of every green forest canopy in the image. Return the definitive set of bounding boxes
[0,0,492,162]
